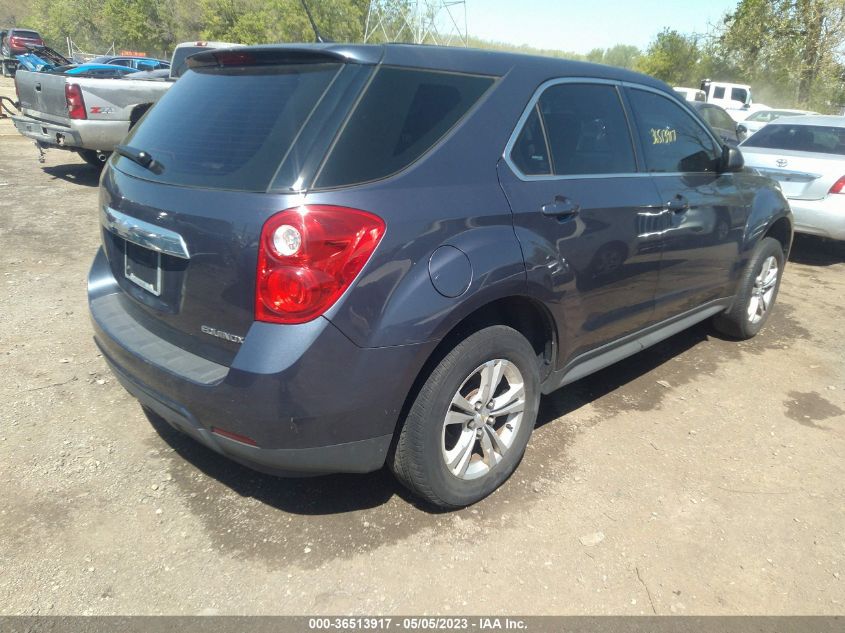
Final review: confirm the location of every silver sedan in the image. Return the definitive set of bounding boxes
[740,115,845,241]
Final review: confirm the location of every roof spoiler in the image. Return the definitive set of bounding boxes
[186,46,380,70]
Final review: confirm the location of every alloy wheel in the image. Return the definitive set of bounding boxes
[747,255,778,324]
[441,359,526,480]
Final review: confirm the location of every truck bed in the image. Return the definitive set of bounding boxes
[13,70,172,151]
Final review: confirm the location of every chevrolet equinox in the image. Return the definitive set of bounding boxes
[88,44,793,507]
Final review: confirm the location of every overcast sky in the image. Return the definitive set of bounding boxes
[464,0,740,53]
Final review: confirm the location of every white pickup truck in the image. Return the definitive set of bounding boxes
[699,79,754,122]
[11,42,238,166]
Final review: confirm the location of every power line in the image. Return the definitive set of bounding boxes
[364,0,468,46]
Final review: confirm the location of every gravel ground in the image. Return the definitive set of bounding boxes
[1,76,844,615]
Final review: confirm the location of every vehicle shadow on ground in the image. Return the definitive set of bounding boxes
[42,163,101,187]
[144,408,425,515]
[535,320,711,427]
[789,234,845,266]
[145,323,715,516]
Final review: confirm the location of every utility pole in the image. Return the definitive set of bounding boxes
[364,0,468,46]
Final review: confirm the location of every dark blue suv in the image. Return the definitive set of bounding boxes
[88,44,792,507]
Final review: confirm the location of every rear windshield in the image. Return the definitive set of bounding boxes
[315,67,494,188]
[13,30,40,39]
[743,123,845,155]
[115,63,341,191]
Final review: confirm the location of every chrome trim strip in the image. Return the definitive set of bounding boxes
[101,207,190,260]
[750,167,821,181]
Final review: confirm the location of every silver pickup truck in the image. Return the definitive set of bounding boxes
[11,42,238,166]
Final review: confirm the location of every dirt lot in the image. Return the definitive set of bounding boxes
[1,75,844,616]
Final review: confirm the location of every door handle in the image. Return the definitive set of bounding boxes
[667,195,690,213]
[541,195,580,220]
[34,83,41,92]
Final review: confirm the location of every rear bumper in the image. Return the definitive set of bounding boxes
[88,248,432,475]
[788,195,845,241]
[12,112,129,151]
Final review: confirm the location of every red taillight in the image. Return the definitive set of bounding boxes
[65,83,86,120]
[256,205,385,324]
[829,176,845,194]
[9,36,21,48]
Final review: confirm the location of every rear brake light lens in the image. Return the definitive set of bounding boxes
[9,36,21,47]
[65,83,86,120]
[256,205,385,324]
[213,51,255,66]
[829,176,845,194]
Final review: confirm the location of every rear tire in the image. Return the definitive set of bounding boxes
[391,325,540,508]
[713,237,785,339]
[77,149,110,169]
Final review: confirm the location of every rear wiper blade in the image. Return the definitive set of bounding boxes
[115,144,163,173]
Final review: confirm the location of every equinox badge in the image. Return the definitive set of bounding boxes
[201,325,244,344]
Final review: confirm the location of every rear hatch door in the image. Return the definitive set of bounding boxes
[100,50,374,365]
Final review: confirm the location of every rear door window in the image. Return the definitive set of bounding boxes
[315,67,494,188]
[115,63,342,191]
[731,87,748,103]
[627,89,721,173]
[537,83,636,176]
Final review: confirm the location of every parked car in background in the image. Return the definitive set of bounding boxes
[741,108,817,136]
[691,101,747,146]
[88,44,792,508]
[674,86,706,102]
[741,115,845,241]
[55,63,142,78]
[11,41,240,167]
[1,28,43,56]
[88,55,170,71]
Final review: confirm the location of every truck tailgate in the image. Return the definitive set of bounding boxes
[15,70,70,125]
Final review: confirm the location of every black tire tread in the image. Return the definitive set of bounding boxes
[713,237,785,339]
[391,325,538,508]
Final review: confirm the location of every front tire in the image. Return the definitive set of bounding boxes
[713,237,785,339]
[391,325,540,508]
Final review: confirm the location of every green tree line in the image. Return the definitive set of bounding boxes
[12,0,845,111]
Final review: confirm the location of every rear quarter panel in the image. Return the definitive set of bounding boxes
[315,67,543,349]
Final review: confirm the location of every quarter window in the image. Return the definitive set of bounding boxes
[316,68,494,188]
[628,89,721,173]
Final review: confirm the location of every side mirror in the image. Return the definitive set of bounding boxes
[721,145,744,172]
[736,124,748,141]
